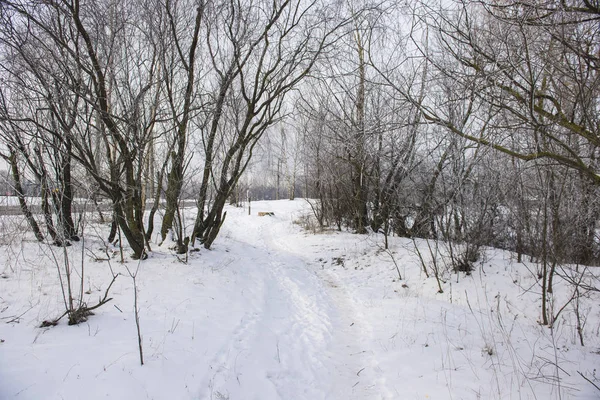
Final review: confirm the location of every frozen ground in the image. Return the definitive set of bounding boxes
[0,199,599,399]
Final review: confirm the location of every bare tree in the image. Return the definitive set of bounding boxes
[397,0,600,184]
[1,0,164,259]
[159,0,206,253]
[191,0,352,248]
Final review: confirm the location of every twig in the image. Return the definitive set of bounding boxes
[85,273,119,312]
[276,341,281,364]
[2,305,35,323]
[132,274,143,365]
[124,260,144,366]
[578,371,600,392]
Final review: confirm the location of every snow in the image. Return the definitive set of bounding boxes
[0,199,599,399]
[0,196,39,207]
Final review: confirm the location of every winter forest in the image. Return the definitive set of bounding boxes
[0,0,599,399]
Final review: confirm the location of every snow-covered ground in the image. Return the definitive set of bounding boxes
[0,200,598,399]
[0,196,39,207]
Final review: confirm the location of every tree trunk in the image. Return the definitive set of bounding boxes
[33,146,64,246]
[8,151,44,241]
[58,137,78,240]
[146,159,166,241]
[352,28,368,234]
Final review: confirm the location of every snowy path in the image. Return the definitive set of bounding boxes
[205,205,393,399]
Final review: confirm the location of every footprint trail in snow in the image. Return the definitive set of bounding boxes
[201,205,392,400]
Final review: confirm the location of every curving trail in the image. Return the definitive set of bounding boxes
[200,204,393,400]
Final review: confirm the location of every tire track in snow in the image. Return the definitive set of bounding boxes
[254,211,395,399]
[198,220,335,399]
[201,208,395,399]
[318,267,396,399]
[261,257,334,398]
[198,250,276,400]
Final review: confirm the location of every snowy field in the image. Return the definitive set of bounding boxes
[0,199,599,399]
[0,196,109,207]
[0,196,40,207]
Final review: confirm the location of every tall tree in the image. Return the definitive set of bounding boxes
[191,0,352,248]
[159,0,205,252]
[1,0,162,258]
